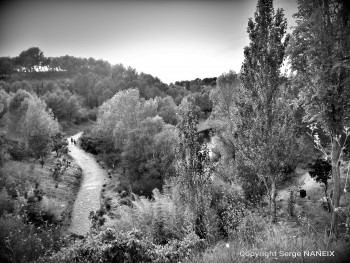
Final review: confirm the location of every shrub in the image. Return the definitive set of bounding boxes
[132,188,193,243]
[37,228,204,263]
[0,134,9,167]
[238,164,266,205]
[52,132,68,158]
[8,142,31,161]
[100,151,120,168]
[26,196,63,227]
[89,209,106,231]
[87,108,97,121]
[0,213,62,263]
[2,170,61,227]
[235,211,268,246]
[217,190,247,238]
[58,121,69,132]
[130,177,164,197]
[74,108,89,124]
[0,188,14,216]
[80,133,116,157]
[79,133,100,154]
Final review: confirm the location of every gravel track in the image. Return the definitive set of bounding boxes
[67,132,107,236]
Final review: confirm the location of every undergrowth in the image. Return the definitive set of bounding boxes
[187,212,350,263]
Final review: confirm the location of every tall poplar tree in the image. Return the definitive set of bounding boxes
[176,109,212,239]
[288,0,350,235]
[238,0,300,222]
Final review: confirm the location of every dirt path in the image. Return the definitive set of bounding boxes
[67,132,107,236]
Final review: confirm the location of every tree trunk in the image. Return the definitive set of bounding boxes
[331,138,341,236]
[324,185,331,213]
[270,180,277,223]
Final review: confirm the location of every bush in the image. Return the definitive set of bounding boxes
[0,188,14,216]
[73,108,89,124]
[132,188,193,243]
[26,198,62,227]
[58,121,69,132]
[80,133,117,159]
[131,177,163,197]
[238,164,266,205]
[8,142,31,161]
[216,190,247,238]
[2,170,61,227]
[235,211,267,246]
[87,108,97,121]
[0,213,62,263]
[89,209,106,231]
[0,134,9,167]
[37,228,204,263]
[100,151,120,168]
[79,133,101,155]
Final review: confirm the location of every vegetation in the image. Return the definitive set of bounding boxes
[176,109,213,239]
[0,49,214,121]
[0,159,82,263]
[0,0,350,262]
[288,0,350,235]
[308,158,332,212]
[0,75,82,263]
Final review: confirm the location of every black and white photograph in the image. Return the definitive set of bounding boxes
[0,0,349,262]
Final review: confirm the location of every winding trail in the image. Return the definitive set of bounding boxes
[67,132,107,236]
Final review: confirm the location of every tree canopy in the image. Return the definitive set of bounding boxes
[288,0,350,235]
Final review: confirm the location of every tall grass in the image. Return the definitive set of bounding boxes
[188,212,350,263]
[117,188,194,243]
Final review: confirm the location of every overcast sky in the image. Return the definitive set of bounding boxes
[0,0,298,84]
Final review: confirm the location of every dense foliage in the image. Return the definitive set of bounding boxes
[210,0,303,222]
[80,89,179,196]
[288,0,350,235]
[36,228,204,263]
[0,48,215,123]
[0,0,350,262]
[308,158,332,212]
[176,109,213,239]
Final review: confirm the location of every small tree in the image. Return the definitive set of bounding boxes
[52,132,68,157]
[7,89,32,139]
[23,96,59,163]
[28,134,51,162]
[308,158,332,212]
[0,89,9,120]
[121,116,177,196]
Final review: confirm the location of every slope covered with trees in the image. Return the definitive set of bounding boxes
[0,0,350,262]
[1,48,215,127]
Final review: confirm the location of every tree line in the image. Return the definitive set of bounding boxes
[210,0,350,235]
[0,0,349,262]
[73,0,350,238]
[81,0,350,237]
[0,49,214,121]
